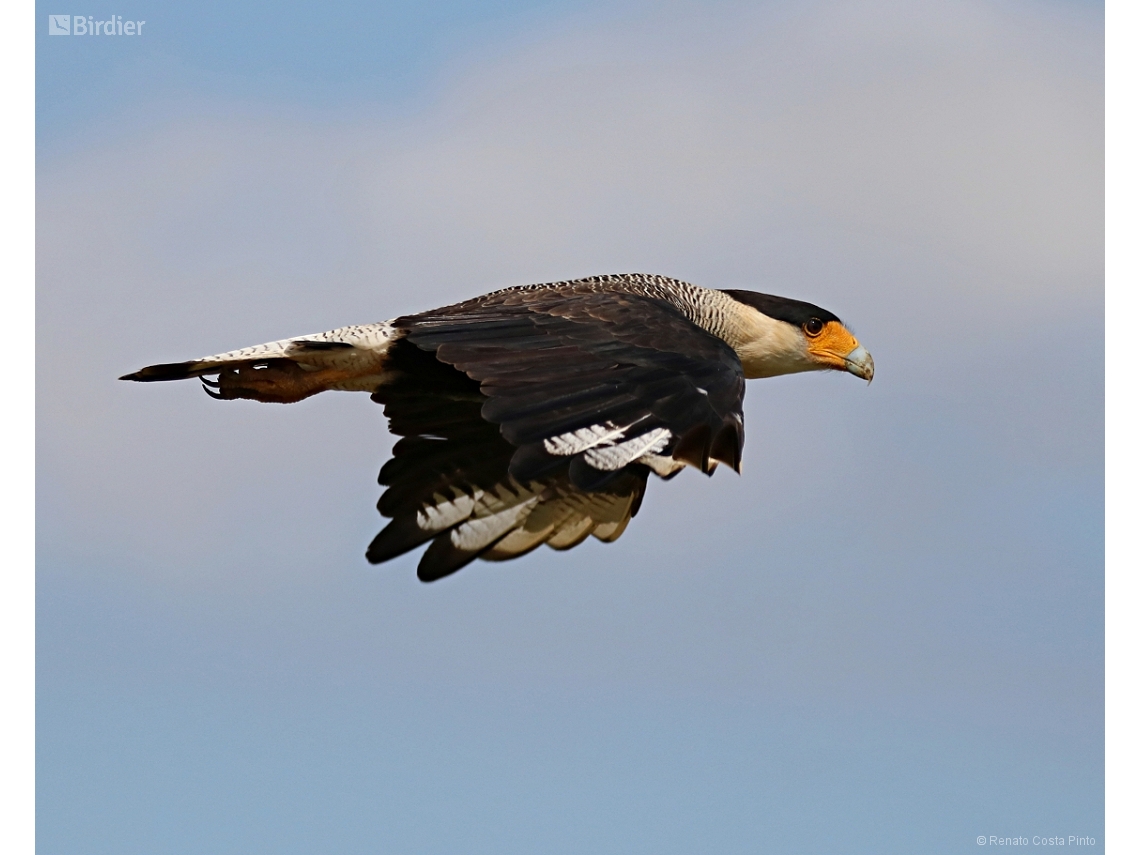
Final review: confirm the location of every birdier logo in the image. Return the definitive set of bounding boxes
[48,15,146,35]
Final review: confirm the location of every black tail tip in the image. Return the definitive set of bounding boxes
[119,361,199,382]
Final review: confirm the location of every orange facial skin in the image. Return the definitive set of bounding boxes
[806,321,862,370]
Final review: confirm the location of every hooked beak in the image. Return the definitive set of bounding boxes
[844,344,874,383]
[805,321,875,383]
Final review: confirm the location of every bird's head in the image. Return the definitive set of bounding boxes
[721,289,874,382]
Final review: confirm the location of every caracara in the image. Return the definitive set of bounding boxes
[122,274,874,581]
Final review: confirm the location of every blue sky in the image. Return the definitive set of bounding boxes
[37,1,1104,852]
[37,1,607,155]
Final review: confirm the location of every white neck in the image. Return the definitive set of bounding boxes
[718,303,818,379]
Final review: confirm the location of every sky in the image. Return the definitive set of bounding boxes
[36,1,1104,853]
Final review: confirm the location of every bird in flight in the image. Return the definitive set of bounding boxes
[122,274,873,581]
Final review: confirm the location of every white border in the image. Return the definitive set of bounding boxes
[0,6,36,855]
[1106,1,1134,851]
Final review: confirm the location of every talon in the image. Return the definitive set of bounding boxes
[200,375,221,388]
[202,384,225,399]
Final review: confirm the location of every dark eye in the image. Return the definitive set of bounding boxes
[804,318,825,336]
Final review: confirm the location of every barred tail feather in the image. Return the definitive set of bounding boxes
[119,322,400,403]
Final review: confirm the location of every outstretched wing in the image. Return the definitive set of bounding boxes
[401,286,747,487]
[367,342,649,581]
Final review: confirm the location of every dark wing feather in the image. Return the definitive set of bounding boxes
[367,340,649,582]
[400,288,746,485]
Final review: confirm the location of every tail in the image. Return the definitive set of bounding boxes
[120,322,400,403]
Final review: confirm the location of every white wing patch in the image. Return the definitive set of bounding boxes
[410,471,645,563]
[543,416,672,472]
[544,421,628,456]
[449,494,542,551]
[583,427,672,471]
[416,488,485,532]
